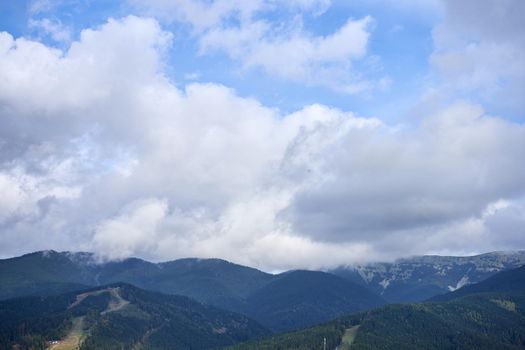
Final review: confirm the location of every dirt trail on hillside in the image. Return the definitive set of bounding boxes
[68,287,129,314]
[102,287,130,314]
[51,287,129,349]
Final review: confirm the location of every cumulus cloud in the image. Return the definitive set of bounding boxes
[0,157,82,225]
[130,0,379,93]
[0,14,524,270]
[199,16,373,93]
[92,198,169,260]
[284,102,525,240]
[431,0,525,113]
[0,173,25,222]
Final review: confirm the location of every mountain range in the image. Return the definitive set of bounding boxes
[0,251,384,332]
[231,262,525,349]
[1,250,525,349]
[0,283,269,350]
[331,251,525,302]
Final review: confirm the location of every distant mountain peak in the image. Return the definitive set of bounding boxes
[332,250,525,303]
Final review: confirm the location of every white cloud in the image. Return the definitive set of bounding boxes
[130,0,379,93]
[284,102,525,241]
[29,18,72,43]
[431,0,525,113]
[0,15,524,269]
[92,198,168,260]
[0,161,81,226]
[130,0,331,30]
[0,174,25,222]
[0,16,171,159]
[129,0,263,31]
[199,16,373,92]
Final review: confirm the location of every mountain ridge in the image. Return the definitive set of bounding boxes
[430,264,525,302]
[0,250,383,332]
[0,282,269,350]
[331,250,525,303]
[230,264,525,350]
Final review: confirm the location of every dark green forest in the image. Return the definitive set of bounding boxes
[230,291,525,350]
[0,283,268,350]
[2,253,525,350]
[230,263,525,350]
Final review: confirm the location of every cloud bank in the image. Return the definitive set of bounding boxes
[0,1,524,270]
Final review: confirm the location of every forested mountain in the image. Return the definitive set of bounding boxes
[94,256,275,311]
[0,251,384,332]
[4,253,525,349]
[0,283,269,350]
[0,251,95,300]
[0,251,273,307]
[242,270,385,332]
[331,251,525,303]
[232,294,525,349]
[6,250,523,306]
[230,265,525,350]
[431,264,525,301]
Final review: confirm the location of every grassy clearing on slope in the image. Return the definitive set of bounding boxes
[48,316,85,350]
[338,325,360,349]
[490,299,517,312]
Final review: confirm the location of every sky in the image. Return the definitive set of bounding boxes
[0,0,524,271]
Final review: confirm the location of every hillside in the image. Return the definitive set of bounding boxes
[231,265,525,349]
[6,250,523,306]
[0,283,269,350]
[332,251,525,303]
[92,256,275,311]
[231,291,525,350]
[0,251,383,332]
[0,251,273,310]
[243,270,385,332]
[3,250,523,335]
[0,251,94,300]
[431,264,525,302]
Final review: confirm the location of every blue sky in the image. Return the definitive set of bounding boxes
[0,0,440,121]
[2,0,521,122]
[0,0,524,269]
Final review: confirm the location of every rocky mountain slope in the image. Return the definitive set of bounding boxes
[331,251,525,302]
